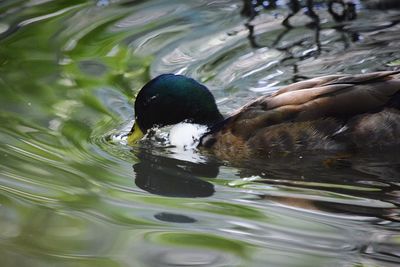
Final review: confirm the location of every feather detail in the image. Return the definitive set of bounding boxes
[203,71,400,158]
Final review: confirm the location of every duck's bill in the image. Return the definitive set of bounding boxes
[127,123,144,145]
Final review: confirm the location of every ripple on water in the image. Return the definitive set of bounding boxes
[1,0,400,266]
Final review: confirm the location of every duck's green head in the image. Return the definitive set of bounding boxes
[128,74,224,145]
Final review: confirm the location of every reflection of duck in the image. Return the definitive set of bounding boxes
[133,148,218,197]
[128,71,400,159]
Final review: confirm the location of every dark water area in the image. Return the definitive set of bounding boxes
[0,0,400,266]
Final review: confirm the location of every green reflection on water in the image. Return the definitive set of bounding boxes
[148,231,251,257]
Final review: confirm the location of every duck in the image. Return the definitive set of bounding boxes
[127,71,400,159]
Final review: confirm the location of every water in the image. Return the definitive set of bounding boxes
[0,0,400,266]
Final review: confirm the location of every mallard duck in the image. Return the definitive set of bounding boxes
[127,71,400,159]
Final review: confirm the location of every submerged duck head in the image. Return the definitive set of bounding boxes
[128,74,224,144]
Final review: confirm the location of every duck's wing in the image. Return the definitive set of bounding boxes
[227,70,400,137]
[201,71,400,157]
[275,70,400,95]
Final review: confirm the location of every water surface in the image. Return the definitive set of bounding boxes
[1,0,400,266]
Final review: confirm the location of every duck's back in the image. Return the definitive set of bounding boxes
[201,71,400,159]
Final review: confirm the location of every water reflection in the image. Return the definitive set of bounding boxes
[1,0,400,266]
[154,212,197,223]
[139,247,239,267]
[133,146,218,197]
[242,0,360,65]
[241,0,357,29]
[133,134,400,222]
[234,151,400,221]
